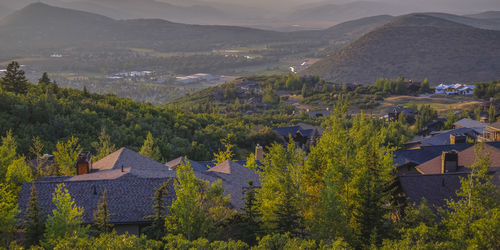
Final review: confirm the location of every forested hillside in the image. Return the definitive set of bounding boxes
[0,63,319,161]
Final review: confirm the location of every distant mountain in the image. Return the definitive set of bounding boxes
[0,4,14,19]
[0,3,394,57]
[0,3,281,53]
[290,1,413,24]
[466,11,500,20]
[303,14,500,83]
[425,12,500,30]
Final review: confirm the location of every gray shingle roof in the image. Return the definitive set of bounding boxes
[454,118,487,134]
[17,149,260,226]
[165,156,208,172]
[398,173,467,208]
[419,128,478,146]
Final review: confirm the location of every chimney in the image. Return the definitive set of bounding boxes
[450,134,466,144]
[441,151,458,173]
[255,144,264,161]
[76,152,92,175]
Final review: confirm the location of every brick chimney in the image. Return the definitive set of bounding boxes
[76,152,92,175]
[441,151,458,173]
[255,144,264,161]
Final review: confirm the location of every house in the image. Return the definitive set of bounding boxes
[395,143,500,209]
[434,83,475,95]
[454,118,487,134]
[17,148,260,235]
[415,144,500,175]
[405,127,478,148]
[419,118,446,136]
[387,106,418,123]
[273,124,320,148]
[480,121,500,142]
[393,144,472,176]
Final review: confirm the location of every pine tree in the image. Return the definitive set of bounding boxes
[25,185,45,247]
[0,183,18,247]
[92,128,117,161]
[93,190,113,235]
[1,61,29,94]
[143,179,172,240]
[30,136,45,178]
[139,131,162,161]
[237,181,262,245]
[38,72,51,85]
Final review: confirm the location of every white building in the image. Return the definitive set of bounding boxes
[435,83,475,95]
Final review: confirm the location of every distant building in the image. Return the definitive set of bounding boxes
[435,83,474,95]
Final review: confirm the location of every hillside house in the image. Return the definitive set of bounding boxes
[387,106,418,123]
[393,142,500,209]
[454,118,487,134]
[17,148,260,235]
[480,121,500,142]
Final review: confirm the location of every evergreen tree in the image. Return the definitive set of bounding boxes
[38,72,51,85]
[139,131,162,161]
[236,181,262,245]
[25,185,45,247]
[93,190,113,235]
[143,179,172,240]
[0,130,17,181]
[256,139,304,234]
[301,83,308,98]
[1,61,29,94]
[43,184,87,248]
[0,183,18,248]
[53,136,82,176]
[488,103,496,123]
[92,128,117,161]
[166,161,233,240]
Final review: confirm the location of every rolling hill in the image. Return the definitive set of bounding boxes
[303,14,500,84]
[0,2,394,59]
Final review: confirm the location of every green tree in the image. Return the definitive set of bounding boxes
[166,161,233,240]
[139,131,162,161]
[29,136,46,178]
[301,83,308,98]
[53,137,82,176]
[1,61,29,94]
[488,103,496,123]
[0,130,17,181]
[0,183,18,247]
[142,179,172,240]
[38,72,51,85]
[25,185,46,247]
[256,139,305,235]
[418,78,431,94]
[93,190,113,235]
[91,128,117,161]
[213,134,235,165]
[442,143,500,249]
[43,183,87,248]
[235,181,262,245]
[6,156,33,191]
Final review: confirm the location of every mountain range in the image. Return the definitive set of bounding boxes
[303,13,500,83]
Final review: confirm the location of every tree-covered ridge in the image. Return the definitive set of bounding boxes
[1,62,322,161]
